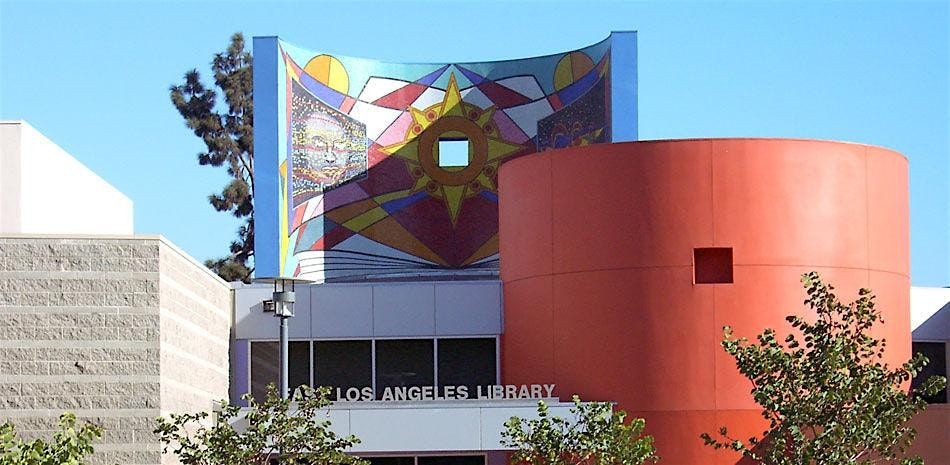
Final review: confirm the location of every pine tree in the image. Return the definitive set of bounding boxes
[170,32,254,282]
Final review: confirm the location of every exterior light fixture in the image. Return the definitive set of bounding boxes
[262,300,276,313]
[272,290,295,317]
[254,276,311,399]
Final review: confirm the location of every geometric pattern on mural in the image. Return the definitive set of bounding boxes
[279,41,612,280]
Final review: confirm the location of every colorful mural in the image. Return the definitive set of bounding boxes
[290,80,368,206]
[537,73,610,151]
[254,34,638,281]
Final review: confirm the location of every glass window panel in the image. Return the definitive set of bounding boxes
[438,338,496,397]
[289,341,311,396]
[314,340,372,400]
[418,456,485,465]
[251,341,311,401]
[375,339,434,400]
[912,342,947,404]
[368,458,415,465]
[250,341,278,401]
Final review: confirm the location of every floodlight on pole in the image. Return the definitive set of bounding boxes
[254,276,311,400]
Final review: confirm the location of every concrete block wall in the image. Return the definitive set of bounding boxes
[0,235,231,465]
[156,240,231,420]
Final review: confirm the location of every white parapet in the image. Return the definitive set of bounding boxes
[911,286,950,341]
[0,120,133,234]
[328,398,574,453]
[233,398,577,453]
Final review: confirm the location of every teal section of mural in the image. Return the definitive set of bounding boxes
[254,34,635,281]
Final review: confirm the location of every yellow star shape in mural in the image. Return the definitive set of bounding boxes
[380,73,524,224]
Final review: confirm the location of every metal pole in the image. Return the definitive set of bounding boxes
[279,315,289,399]
[269,278,296,401]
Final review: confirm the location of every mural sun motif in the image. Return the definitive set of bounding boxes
[380,73,523,224]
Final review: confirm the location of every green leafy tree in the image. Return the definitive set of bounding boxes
[154,384,365,465]
[702,271,947,465]
[170,32,254,282]
[502,396,658,465]
[0,412,102,465]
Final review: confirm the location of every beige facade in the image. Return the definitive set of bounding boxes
[0,235,231,465]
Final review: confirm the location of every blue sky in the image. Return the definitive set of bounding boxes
[1,1,947,285]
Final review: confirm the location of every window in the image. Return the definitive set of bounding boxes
[314,340,372,400]
[250,341,310,400]
[375,339,434,399]
[438,338,497,395]
[694,247,733,284]
[250,341,278,401]
[368,458,415,465]
[912,341,947,404]
[289,341,311,394]
[249,337,499,401]
[367,456,484,465]
[418,456,485,465]
[438,139,470,167]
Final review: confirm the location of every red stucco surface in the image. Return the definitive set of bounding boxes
[498,139,913,465]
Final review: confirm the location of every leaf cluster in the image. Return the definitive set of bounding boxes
[170,32,255,282]
[0,413,102,465]
[154,384,366,465]
[702,272,947,465]
[502,396,658,465]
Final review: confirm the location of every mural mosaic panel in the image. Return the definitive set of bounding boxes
[537,75,610,151]
[290,80,368,207]
[255,34,636,281]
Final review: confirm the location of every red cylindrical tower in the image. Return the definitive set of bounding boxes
[498,139,909,465]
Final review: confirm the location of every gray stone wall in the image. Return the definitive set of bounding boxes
[156,241,231,465]
[0,235,231,465]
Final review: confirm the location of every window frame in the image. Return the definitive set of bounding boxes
[358,454,488,465]
[246,336,499,400]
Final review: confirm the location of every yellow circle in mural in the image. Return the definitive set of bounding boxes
[303,54,349,94]
[553,51,595,91]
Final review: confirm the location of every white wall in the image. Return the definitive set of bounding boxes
[911,286,950,341]
[0,122,23,232]
[231,399,574,453]
[910,286,950,406]
[327,399,572,452]
[0,121,133,234]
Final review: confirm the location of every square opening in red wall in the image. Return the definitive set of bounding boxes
[694,247,733,284]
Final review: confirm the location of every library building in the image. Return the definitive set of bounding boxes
[0,31,946,465]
